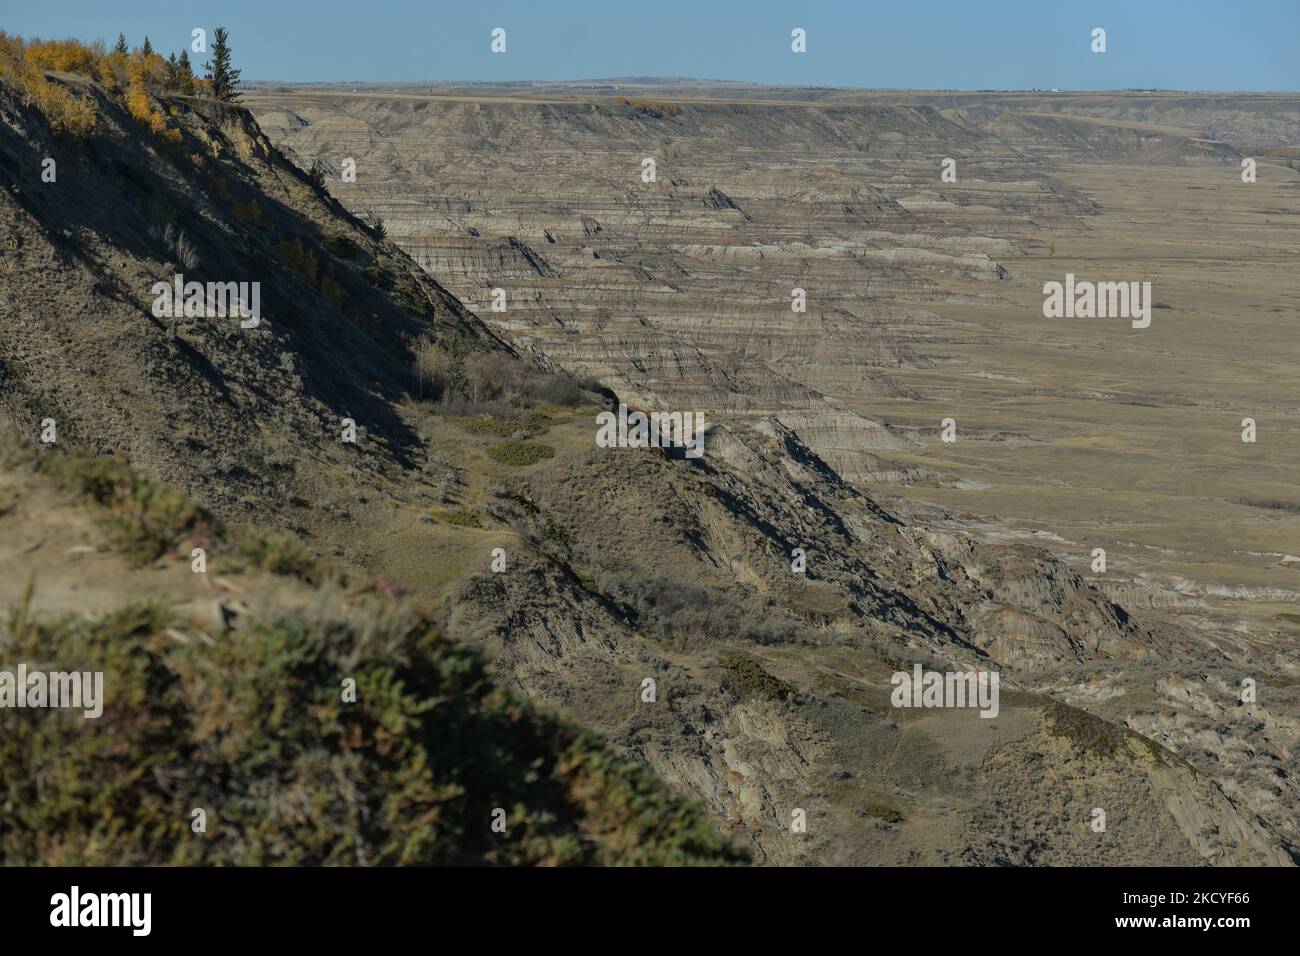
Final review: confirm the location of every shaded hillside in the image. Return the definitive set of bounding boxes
[0,66,501,519]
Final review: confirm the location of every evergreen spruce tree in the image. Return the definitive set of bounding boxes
[113,33,128,56]
[203,27,241,102]
[178,50,196,95]
[141,36,154,57]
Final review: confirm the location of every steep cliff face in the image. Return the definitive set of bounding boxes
[3,74,1294,865]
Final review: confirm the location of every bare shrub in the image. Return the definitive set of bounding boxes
[149,222,200,270]
[463,351,586,407]
[412,337,455,400]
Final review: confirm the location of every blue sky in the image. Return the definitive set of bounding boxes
[5,0,1297,90]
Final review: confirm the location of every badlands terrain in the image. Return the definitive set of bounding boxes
[2,58,1298,865]
[249,83,1300,861]
[248,85,1300,670]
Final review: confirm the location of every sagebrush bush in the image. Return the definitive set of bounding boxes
[233,527,325,583]
[454,411,553,439]
[719,650,799,702]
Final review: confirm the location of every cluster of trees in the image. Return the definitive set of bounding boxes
[103,28,241,101]
[0,27,242,138]
[0,31,98,135]
[112,33,200,95]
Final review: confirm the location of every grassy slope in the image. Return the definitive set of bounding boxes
[0,436,746,865]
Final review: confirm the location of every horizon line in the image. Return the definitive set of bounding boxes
[237,78,1300,95]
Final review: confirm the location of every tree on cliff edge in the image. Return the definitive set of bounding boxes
[203,26,241,102]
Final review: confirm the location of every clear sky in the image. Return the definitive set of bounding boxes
[5,0,1298,91]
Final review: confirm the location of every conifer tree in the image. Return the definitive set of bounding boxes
[178,50,196,95]
[203,27,241,102]
[113,33,128,56]
[141,36,154,57]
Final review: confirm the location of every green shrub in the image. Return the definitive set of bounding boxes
[439,509,482,529]
[487,441,555,467]
[719,651,798,703]
[454,412,553,439]
[861,797,905,824]
[0,596,748,866]
[233,528,323,582]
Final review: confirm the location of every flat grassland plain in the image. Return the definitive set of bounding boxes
[868,160,1300,639]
